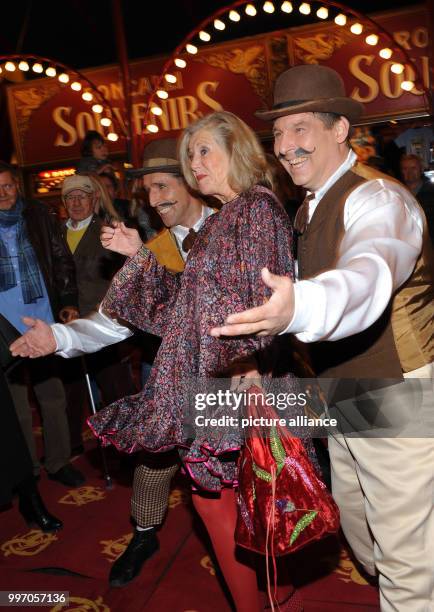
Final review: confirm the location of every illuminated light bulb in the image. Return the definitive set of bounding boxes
[150,105,163,116]
[391,63,404,74]
[245,3,257,16]
[32,63,43,73]
[199,30,211,42]
[299,3,311,15]
[18,61,29,71]
[0,67,2,74]
[350,23,363,35]
[186,43,198,54]
[281,1,292,13]
[379,47,392,59]
[71,81,82,91]
[174,58,187,68]
[146,124,159,133]
[157,89,168,99]
[92,104,103,113]
[82,91,93,101]
[214,19,225,30]
[165,73,177,83]
[229,10,240,21]
[45,67,56,77]
[5,61,16,72]
[365,34,379,46]
[100,117,112,127]
[58,72,69,83]
[263,2,275,13]
[107,132,118,141]
[316,7,328,19]
[401,80,414,91]
[334,13,346,26]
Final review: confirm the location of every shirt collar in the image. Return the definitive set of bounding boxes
[171,205,214,261]
[307,149,357,221]
[66,214,94,231]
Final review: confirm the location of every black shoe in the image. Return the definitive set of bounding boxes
[109,528,159,587]
[19,490,63,533]
[48,463,85,487]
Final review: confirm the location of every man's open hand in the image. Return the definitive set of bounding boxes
[210,268,295,337]
[10,317,57,358]
[100,221,143,258]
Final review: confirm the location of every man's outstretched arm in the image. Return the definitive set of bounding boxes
[10,310,133,359]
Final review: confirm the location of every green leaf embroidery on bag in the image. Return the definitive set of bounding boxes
[270,426,287,464]
[252,480,256,501]
[252,462,272,483]
[289,511,318,545]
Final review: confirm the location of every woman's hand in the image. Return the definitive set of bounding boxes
[101,221,143,257]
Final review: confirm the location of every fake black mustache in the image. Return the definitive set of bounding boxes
[278,146,316,162]
[156,200,176,209]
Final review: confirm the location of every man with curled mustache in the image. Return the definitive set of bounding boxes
[211,65,434,611]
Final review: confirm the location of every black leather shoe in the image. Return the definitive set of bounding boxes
[19,491,63,533]
[48,463,85,487]
[109,528,159,587]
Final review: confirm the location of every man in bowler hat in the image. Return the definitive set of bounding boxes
[211,65,434,611]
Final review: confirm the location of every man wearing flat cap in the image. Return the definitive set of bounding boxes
[211,65,434,611]
[11,139,213,587]
[60,173,136,454]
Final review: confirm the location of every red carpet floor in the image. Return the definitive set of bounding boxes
[0,427,380,612]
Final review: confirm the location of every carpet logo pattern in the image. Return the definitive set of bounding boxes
[51,595,109,611]
[58,486,106,506]
[334,549,369,585]
[100,533,133,562]
[168,488,189,508]
[200,555,216,576]
[2,529,58,557]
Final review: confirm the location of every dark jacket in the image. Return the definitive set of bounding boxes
[22,199,78,319]
[63,215,124,316]
[0,366,33,505]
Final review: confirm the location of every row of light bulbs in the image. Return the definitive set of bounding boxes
[0,59,119,141]
[145,1,416,133]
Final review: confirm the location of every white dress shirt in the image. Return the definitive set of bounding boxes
[65,214,93,230]
[283,150,424,343]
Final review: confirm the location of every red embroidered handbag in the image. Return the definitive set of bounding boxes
[235,385,340,556]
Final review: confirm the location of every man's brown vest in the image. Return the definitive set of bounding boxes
[297,164,434,379]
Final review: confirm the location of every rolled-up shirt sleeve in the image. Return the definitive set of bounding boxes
[52,309,133,358]
[284,179,423,342]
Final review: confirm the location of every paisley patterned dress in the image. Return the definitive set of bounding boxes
[88,185,317,490]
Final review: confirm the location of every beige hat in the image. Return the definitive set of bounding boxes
[62,174,95,196]
[127,138,180,178]
[256,65,364,124]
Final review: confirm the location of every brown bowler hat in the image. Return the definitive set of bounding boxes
[127,137,181,178]
[256,65,364,124]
